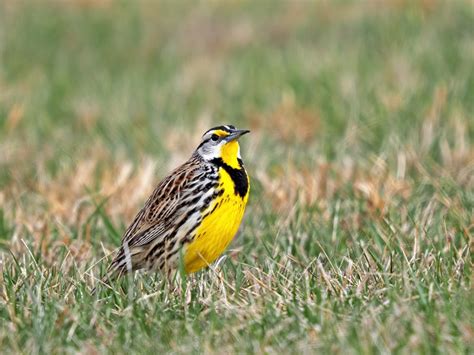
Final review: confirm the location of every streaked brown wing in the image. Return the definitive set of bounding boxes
[120,158,201,248]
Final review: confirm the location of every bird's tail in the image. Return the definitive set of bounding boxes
[91,246,135,295]
[91,266,121,295]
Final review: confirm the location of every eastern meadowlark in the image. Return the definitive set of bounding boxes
[100,125,250,285]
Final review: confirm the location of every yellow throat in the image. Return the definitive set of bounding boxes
[220,140,241,169]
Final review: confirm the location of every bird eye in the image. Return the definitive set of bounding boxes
[211,134,219,141]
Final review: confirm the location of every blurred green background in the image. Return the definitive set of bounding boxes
[2,1,472,172]
[0,0,472,353]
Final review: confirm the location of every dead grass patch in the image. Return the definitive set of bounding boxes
[250,93,321,144]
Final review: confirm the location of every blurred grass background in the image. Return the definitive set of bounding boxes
[0,0,473,353]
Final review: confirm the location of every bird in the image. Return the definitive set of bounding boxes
[97,124,250,287]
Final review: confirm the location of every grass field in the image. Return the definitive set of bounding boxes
[0,0,473,353]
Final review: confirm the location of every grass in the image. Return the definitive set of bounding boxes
[0,0,473,353]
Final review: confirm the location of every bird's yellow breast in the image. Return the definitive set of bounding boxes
[184,167,249,273]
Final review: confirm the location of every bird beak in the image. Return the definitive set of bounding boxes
[225,129,250,142]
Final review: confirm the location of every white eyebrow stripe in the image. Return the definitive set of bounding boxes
[202,125,235,138]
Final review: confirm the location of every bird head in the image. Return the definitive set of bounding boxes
[196,125,250,168]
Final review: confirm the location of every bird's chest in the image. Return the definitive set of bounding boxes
[183,168,249,273]
[202,167,249,239]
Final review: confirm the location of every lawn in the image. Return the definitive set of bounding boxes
[0,0,473,353]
